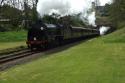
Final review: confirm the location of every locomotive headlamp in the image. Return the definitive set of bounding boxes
[41,27,44,30]
[34,37,37,40]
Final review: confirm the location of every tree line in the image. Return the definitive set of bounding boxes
[109,0,125,28]
[0,0,38,31]
[1,0,125,31]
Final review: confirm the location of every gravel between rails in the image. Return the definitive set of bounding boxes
[0,49,30,60]
[0,46,27,56]
[0,50,41,71]
[0,50,35,64]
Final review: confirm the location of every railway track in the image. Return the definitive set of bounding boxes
[0,49,39,64]
[0,36,98,71]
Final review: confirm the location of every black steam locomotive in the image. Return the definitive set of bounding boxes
[26,20,99,50]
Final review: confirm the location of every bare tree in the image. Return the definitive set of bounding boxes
[0,0,4,5]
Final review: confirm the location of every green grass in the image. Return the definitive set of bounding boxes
[0,31,27,42]
[1,28,125,83]
[0,31,27,50]
[0,42,26,51]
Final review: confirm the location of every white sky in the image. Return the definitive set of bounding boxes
[99,0,113,6]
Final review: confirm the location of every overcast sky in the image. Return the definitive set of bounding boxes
[99,0,113,6]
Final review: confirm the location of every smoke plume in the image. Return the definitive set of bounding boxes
[37,0,112,26]
[99,26,110,35]
[87,12,96,26]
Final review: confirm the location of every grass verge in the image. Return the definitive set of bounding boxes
[0,31,27,51]
[0,31,27,42]
[0,42,26,51]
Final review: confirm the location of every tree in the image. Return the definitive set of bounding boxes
[109,0,125,27]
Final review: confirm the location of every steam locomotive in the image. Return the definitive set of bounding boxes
[26,20,99,50]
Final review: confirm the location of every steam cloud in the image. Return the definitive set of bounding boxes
[37,0,95,26]
[87,12,96,26]
[99,26,110,35]
[37,0,94,16]
[37,0,112,26]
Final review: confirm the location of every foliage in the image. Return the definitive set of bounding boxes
[68,14,86,27]
[0,4,23,30]
[42,14,86,27]
[1,4,22,20]
[42,14,58,24]
[0,4,38,31]
[109,0,125,28]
